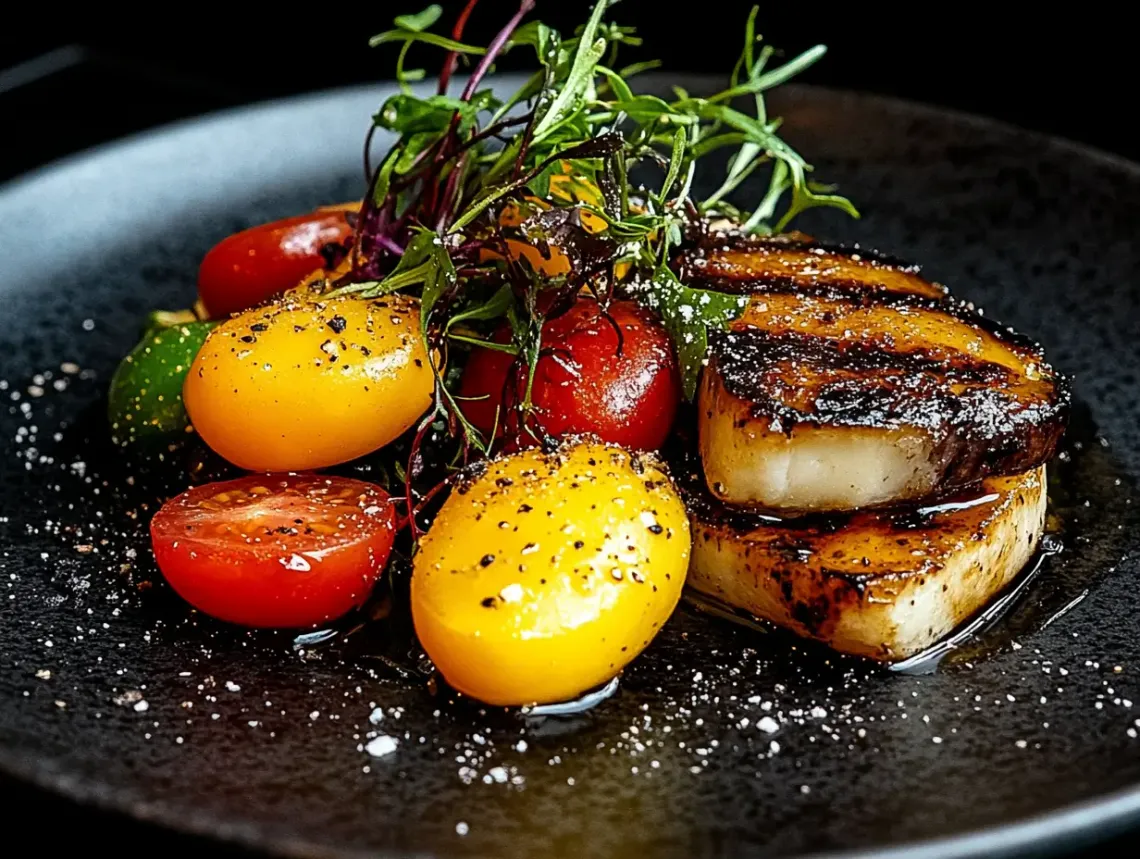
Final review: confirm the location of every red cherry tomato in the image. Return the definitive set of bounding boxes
[459,297,681,451]
[197,208,356,318]
[150,474,396,628]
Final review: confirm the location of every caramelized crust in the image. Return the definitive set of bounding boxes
[686,467,1047,661]
[678,235,948,299]
[690,238,1068,511]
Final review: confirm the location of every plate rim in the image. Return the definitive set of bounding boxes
[5,737,1139,859]
[2,79,1138,859]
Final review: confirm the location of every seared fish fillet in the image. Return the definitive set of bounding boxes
[686,466,1047,661]
[685,238,1068,512]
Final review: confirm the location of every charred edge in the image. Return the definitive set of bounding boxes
[705,331,1067,483]
[673,438,993,537]
[677,273,945,299]
[688,484,1019,596]
[675,251,1072,441]
[685,232,922,271]
[708,328,1053,419]
[678,245,1060,370]
[730,286,1065,381]
[677,240,924,284]
[762,564,870,636]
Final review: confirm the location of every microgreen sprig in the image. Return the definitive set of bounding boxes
[339,0,857,476]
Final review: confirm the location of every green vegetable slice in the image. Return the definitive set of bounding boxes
[108,319,215,446]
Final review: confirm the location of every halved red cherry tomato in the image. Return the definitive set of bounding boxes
[150,474,396,628]
[459,297,681,451]
[197,208,357,318]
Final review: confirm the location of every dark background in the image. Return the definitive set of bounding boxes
[2,1,1137,855]
[1,3,1135,183]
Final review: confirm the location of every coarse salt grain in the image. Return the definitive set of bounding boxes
[757,717,779,734]
[365,735,399,758]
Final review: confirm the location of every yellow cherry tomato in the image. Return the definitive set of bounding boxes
[411,440,691,707]
[184,293,433,471]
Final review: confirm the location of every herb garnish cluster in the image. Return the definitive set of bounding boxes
[330,0,856,516]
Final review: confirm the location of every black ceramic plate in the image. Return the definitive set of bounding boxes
[2,78,1140,859]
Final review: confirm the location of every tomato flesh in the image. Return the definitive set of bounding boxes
[197,210,355,318]
[459,297,681,451]
[150,474,396,628]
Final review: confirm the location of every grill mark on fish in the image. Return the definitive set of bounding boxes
[677,235,946,299]
[691,243,1069,508]
[705,320,1067,502]
[710,328,1065,427]
[686,231,922,270]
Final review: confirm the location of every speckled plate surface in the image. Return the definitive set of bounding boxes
[2,78,1139,859]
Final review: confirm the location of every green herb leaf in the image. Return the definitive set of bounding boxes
[637,269,749,399]
[356,0,861,444]
[531,0,609,140]
[711,45,828,103]
[595,65,633,102]
[397,229,458,339]
[450,132,622,234]
[510,20,556,54]
[372,145,402,205]
[333,229,441,299]
[394,5,442,31]
[375,93,491,135]
[446,284,515,332]
[618,59,662,79]
[447,333,519,355]
[370,30,487,54]
[656,126,687,205]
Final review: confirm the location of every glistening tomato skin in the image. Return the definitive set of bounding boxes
[183,293,433,472]
[411,440,691,707]
[150,474,396,628]
[197,209,355,318]
[459,297,681,451]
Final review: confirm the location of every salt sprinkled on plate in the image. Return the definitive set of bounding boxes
[365,735,399,758]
